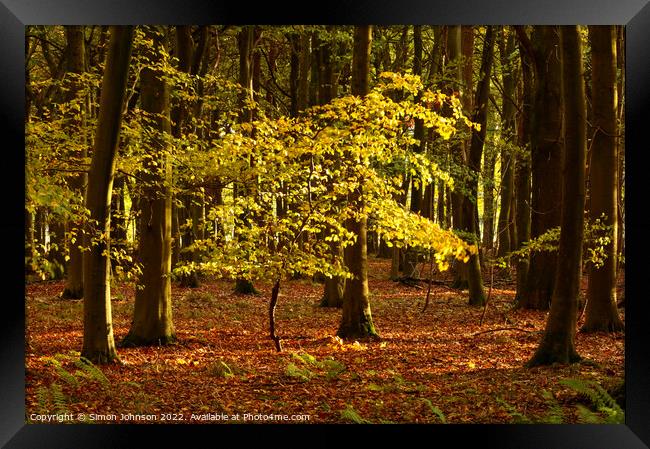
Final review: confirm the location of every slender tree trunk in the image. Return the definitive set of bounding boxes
[582,25,624,332]
[297,32,310,113]
[48,218,66,280]
[514,43,533,302]
[110,176,128,253]
[61,25,86,299]
[173,25,201,289]
[82,25,134,364]
[122,26,175,347]
[528,26,586,367]
[404,25,425,278]
[464,26,494,306]
[615,26,625,268]
[482,151,496,251]
[448,25,468,289]
[234,26,259,295]
[519,26,563,310]
[496,29,516,258]
[318,31,345,308]
[338,25,378,340]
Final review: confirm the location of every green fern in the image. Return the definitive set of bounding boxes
[575,404,603,423]
[35,386,50,415]
[321,358,346,379]
[49,383,69,415]
[560,378,624,424]
[285,352,345,381]
[496,397,532,424]
[420,398,446,423]
[340,405,371,424]
[43,356,79,388]
[541,390,564,424]
[74,357,110,389]
[285,362,312,381]
[291,351,318,366]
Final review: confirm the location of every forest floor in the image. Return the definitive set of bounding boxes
[25,258,625,424]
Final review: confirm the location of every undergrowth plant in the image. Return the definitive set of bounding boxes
[340,405,372,424]
[559,378,625,424]
[284,351,346,382]
[498,378,624,424]
[31,352,110,422]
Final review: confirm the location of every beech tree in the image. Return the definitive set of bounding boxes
[496,28,516,258]
[122,27,176,347]
[338,25,377,339]
[61,25,87,299]
[582,25,624,333]
[528,25,586,367]
[515,26,563,310]
[514,38,533,301]
[81,25,134,364]
[463,26,494,306]
[234,25,260,295]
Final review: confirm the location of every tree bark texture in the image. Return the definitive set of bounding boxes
[582,25,624,332]
[122,27,176,347]
[338,25,378,339]
[528,26,586,367]
[82,26,134,364]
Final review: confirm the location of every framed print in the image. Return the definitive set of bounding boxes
[5,0,649,447]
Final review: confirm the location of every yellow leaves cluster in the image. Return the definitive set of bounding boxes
[329,336,368,352]
[173,72,479,283]
[370,199,475,271]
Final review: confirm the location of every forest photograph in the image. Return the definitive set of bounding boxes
[24,24,627,426]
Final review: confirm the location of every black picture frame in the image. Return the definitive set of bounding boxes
[5,0,649,447]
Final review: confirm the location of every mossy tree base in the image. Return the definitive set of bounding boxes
[468,293,487,307]
[120,333,177,348]
[337,322,380,341]
[235,279,258,295]
[80,348,120,365]
[526,333,582,367]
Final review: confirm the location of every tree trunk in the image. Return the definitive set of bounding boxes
[81,25,134,364]
[514,41,533,302]
[582,26,624,332]
[448,25,468,289]
[404,25,425,278]
[174,25,201,289]
[482,151,496,251]
[528,26,586,367]
[122,26,175,347]
[338,25,378,340]
[48,217,66,280]
[615,26,625,267]
[318,30,345,308]
[519,26,563,310]
[61,25,86,299]
[464,26,494,306]
[234,26,259,295]
[496,29,516,258]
